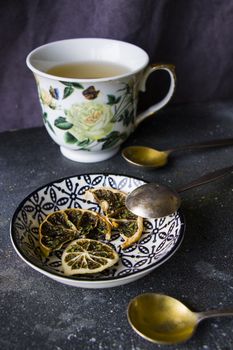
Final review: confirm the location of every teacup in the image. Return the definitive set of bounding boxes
[26,38,176,163]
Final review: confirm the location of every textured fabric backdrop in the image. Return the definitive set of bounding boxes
[1,0,233,131]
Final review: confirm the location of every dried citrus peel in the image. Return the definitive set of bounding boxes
[39,208,111,257]
[86,187,144,249]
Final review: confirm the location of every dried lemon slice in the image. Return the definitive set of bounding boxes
[86,187,144,248]
[86,187,126,216]
[62,238,119,275]
[108,206,138,220]
[110,217,144,249]
[39,209,111,256]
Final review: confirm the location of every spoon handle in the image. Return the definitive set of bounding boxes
[177,165,233,193]
[168,137,233,153]
[198,308,233,321]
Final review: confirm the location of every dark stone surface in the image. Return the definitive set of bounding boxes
[1,102,233,350]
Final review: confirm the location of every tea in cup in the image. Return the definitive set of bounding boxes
[26,38,176,163]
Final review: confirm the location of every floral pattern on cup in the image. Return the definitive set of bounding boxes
[39,87,57,109]
[37,79,135,150]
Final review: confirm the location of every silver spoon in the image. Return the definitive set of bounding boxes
[122,137,233,168]
[127,293,233,344]
[126,165,233,218]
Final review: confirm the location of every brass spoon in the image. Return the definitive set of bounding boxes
[126,165,233,218]
[122,137,233,168]
[127,293,233,344]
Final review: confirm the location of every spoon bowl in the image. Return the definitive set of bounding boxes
[128,294,198,344]
[125,183,181,218]
[122,146,169,168]
[126,165,233,218]
[127,293,233,344]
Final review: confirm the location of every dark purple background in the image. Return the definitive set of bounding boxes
[1,0,233,132]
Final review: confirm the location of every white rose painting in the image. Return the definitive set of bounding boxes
[66,102,113,141]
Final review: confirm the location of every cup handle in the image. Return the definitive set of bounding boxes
[136,63,176,126]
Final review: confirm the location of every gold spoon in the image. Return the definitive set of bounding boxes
[127,293,233,344]
[122,137,233,168]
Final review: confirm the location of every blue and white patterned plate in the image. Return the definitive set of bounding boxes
[10,173,185,289]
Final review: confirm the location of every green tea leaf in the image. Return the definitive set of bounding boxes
[64,132,78,144]
[54,117,73,130]
[63,86,74,99]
